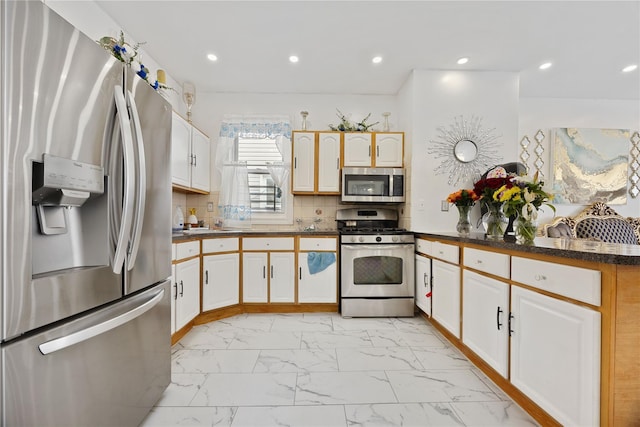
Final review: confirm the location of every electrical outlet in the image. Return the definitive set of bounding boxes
[207,202,214,212]
[441,200,449,211]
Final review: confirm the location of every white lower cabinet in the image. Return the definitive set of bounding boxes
[202,253,239,310]
[415,255,431,316]
[242,242,295,303]
[242,252,268,303]
[269,252,295,303]
[173,257,200,332]
[298,252,337,303]
[510,286,601,426]
[431,259,461,338]
[462,270,509,377]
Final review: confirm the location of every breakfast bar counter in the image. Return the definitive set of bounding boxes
[414,232,639,427]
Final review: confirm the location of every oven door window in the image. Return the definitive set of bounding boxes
[353,255,403,285]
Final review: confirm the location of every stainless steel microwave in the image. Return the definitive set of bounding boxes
[341,167,405,203]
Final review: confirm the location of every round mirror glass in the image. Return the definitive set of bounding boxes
[453,139,478,163]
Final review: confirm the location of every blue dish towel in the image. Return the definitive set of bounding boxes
[307,252,336,275]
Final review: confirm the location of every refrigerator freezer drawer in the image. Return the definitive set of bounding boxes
[1,281,171,427]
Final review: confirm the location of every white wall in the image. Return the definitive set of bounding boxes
[519,97,640,221]
[406,70,520,233]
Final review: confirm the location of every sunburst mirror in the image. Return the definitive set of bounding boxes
[429,115,502,185]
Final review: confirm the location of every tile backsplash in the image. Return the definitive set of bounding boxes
[172,191,342,232]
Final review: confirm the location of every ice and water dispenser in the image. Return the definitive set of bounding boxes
[31,154,109,276]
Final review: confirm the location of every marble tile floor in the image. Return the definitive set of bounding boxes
[140,313,539,427]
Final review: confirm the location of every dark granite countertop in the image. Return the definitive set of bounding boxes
[414,231,640,265]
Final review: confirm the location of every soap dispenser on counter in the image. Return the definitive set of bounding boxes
[187,208,198,228]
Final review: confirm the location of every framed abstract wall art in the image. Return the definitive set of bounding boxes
[551,127,630,204]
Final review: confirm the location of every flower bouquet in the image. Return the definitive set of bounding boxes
[473,167,513,239]
[494,171,555,244]
[447,189,479,235]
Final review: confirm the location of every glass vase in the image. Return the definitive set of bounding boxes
[482,202,508,240]
[514,213,538,245]
[456,205,472,236]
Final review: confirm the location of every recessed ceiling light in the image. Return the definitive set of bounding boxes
[457,57,469,65]
[372,56,383,64]
[622,64,638,73]
[539,62,553,70]
[289,55,299,63]
[207,53,218,62]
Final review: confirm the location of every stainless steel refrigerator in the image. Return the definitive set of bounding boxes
[1,2,172,425]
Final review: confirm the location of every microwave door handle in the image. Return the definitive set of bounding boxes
[112,86,136,274]
[125,90,146,272]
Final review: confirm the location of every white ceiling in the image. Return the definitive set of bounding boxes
[95,1,640,100]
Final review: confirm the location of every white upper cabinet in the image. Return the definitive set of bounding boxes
[292,132,315,193]
[317,132,341,192]
[171,112,210,193]
[343,132,404,167]
[292,131,341,194]
[343,132,373,167]
[190,125,211,192]
[373,133,403,167]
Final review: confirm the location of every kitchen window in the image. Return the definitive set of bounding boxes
[217,116,293,227]
[236,137,286,214]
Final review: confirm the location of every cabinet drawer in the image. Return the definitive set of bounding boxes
[511,256,601,306]
[432,241,459,264]
[202,237,239,253]
[416,238,432,256]
[464,247,510,279]
[299,237,337,251]
[243,237,294,251]
[176,240,200,260]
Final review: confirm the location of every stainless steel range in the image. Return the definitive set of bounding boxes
[337,208,415,317]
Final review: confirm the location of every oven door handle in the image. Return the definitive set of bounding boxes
[341,244,413,251]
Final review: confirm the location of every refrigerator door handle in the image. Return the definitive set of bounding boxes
[112,86,136,274]
[38,288,165,355]
[126,90,147,272]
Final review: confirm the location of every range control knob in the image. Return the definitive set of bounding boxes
[350,236,357,243]
[392,235,399,242]
[358,236,365,243]
[376,236,382,242]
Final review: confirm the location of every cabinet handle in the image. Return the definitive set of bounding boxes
[205,270,209,285]
[496,307,503,330]
[535,274,547,281]
[193,154,197,167]
[173,282,178,300]
[438,250,444,255]
[376,146,380,157]
[476,259,483,264]
[263,266,266,279]
[299,267,302,280]
[508,312,514,336]
[423,272,428,286]
[179,280,184,297]
[271,265,274,279]
[294,157,297,169]
[368,146,371,158]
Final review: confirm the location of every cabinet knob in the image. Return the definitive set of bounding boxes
[476,260,483,264]
[534,274,547,281]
